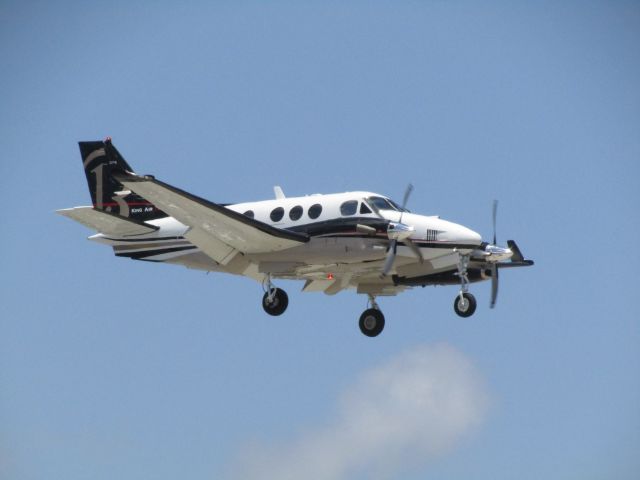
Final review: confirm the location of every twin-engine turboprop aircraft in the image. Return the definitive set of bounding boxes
[58,138,533,337]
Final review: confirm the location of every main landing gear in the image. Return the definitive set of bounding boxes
[262,275,289,316]
[453,253,477,318]
[359,295,385,337]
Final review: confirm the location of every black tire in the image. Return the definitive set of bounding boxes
[454,292,477,318]
[262,288,289,316]
[359,308,385,337]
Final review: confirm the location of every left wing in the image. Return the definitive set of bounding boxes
[115,174,309,265]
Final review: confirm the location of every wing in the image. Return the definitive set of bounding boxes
[115,174,309,265]
[298,261,409,297]
[57,206,159,237]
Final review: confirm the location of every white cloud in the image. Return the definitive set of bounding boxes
[228,343,490,480]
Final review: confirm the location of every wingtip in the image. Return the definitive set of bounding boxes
[56,207,80,216]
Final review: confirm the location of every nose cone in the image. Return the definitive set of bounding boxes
[438,220,482,246]
[457,226,482,245]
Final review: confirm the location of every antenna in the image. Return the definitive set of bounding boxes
[274,186,285,199]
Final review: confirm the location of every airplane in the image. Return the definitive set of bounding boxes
[58,138,534,337]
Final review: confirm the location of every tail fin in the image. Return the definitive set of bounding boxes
[80,138,166,221]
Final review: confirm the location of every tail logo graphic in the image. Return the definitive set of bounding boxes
[79,139,165,221]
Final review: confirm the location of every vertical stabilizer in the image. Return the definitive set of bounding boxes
[79,138,166,221]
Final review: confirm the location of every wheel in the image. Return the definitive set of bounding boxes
[262,288,289,316]
[454,292,477,318]
[359,308,385,337]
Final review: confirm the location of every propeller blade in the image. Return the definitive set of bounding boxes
[492,199,498,245]
[490,263,499,308]
[401,183,414,210]
[398,184,413,224]
[382,239,397,277]
[405,238,424,263]
[382,184,414,276]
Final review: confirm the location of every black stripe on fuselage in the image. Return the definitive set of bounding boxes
[113,240,192,253]
[287,216,389,237]
[115,245,198,260]
[103,236,185,242]
[401,240,480,250]
[105,217,478,251]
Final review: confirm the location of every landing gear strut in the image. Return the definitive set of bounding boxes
[262,275,288,316]
[359,295,385,337]
[453,253,477,318]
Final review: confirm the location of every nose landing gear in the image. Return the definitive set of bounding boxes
[453,253,477,318]
[454,292,477,317]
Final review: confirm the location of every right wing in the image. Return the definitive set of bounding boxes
[115,174,309,265]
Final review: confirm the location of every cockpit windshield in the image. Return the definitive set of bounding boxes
[387,199,408,212]
[366,196,408,212]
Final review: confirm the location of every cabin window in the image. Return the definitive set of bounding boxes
[308,203,322,219]
[289,205,303,221]
[359,202,372,214]
[340,200,358,216]
[270,207,284,222]
[243,210,254,219]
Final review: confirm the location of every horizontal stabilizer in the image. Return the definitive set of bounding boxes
[57,207,159,237]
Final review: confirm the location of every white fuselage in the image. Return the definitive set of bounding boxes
[91,191,484,290]
[63,138,531,332]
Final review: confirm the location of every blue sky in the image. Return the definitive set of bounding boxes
[1,1,639,479]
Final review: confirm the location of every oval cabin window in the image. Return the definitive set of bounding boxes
[270,207,285,222]
[308,204,322,219]
[289,205,303,221]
